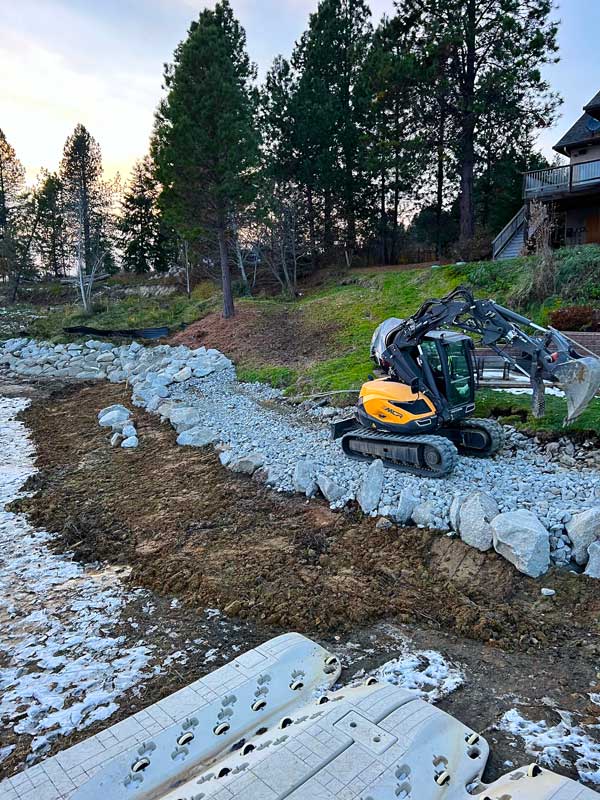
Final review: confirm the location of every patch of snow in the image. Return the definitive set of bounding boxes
[491,385,565,397]
[344,635,464,703]
[0,397,169,762]
[0,745,15,764]
[370,649,465,702]
[203,648,219,663]
[498,707,600,785]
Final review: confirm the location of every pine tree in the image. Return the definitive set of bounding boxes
[361,13,427,264]
[119,157,158,273]
[291,0,372,261]
[34,171,68,277]
[152,0,259,318]
[0,130,33,299]
[60,124,105,272]
[119,157,177,273]
[0,129,25,246]
[396,0,560,246]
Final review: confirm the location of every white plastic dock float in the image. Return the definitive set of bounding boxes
[2,633,597,799]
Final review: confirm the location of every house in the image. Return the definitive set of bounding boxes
[493,90,600,259]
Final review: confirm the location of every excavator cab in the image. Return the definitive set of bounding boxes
[418,332,476,412]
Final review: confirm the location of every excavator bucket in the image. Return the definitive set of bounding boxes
[553,356,600,423]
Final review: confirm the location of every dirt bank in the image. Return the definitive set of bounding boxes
[170,303,339,368]
[15,381,600,651]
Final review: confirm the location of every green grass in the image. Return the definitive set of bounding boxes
[475,388,600,437]
[237,364,297,388]
[26,292,217,342]
[289,247,600,397]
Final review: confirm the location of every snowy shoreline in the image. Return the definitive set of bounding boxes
[0,396,165,763]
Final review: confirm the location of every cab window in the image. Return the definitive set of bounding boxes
[445,341,472,405]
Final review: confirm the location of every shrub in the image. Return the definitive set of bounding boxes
[549,305,600,332]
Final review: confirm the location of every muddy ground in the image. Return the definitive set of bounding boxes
[3,378,600,786]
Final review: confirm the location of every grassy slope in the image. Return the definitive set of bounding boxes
[11,245,600,436]
[26,283,217,341]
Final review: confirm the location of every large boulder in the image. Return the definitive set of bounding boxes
[358,459,384,515]
[173,366,192,382]
[96,351,115,363]
[176,427,218,448]
[449,494,466,531]
[98,405,131,427]
[317,473,345,504]
[411,500,437,528]
[294,460,318,497]
[168,406,201,432]
[584,541,600,579]
[392,489,418,525]
[458,491,499,551]
[566,507,600,565]
[491,509,550,578]
[229,452,265,475]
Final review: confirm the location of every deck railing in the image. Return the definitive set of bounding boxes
[523,158,600,198]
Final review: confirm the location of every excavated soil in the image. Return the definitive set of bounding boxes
[170,305,340,368]
[15,381,600,653]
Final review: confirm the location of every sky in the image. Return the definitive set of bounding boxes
[1,0,599,184]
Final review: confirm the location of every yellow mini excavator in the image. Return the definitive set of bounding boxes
[332,287,600,477]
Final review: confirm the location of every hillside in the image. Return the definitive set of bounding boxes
[4,244,600,435]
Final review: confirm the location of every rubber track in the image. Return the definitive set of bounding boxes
[458,417,505,456]
[341,429,459,477]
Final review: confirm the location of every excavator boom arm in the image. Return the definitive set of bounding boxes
[381,287,600,422]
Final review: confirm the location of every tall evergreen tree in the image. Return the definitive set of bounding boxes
[0,129,25,245]
[119,157,177,274]
[291,0,372,260]
[396,0,560,246]
[60,124,105,272]
[0,130,33,299]
[119,157,158,274]
[361,13,427,263]
[34,171,68,277]
[152,0,259,318]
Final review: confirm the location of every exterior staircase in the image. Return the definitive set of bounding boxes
[492,206,526,260]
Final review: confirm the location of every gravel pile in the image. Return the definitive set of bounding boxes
[3,336,600,579]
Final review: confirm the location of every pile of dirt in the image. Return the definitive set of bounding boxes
[14,381,600,657]
[170,304,340,368]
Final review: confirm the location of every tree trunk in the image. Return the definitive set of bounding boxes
[458,0,477,245]
[183,239,191,298]
[459,117,476,243]
[232,218,250,293]
[218,223,234,319]
[380,163,387,265]
[306,186,317,271]
[79,165,92,272]
[435,98,447,259]
[8,271,21,305]
[323,190,334,262]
